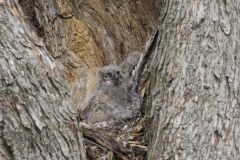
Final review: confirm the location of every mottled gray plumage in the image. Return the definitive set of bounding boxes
[121,51,141,78]
[82,52,142,125]
[97,65,126,91]
[82,65,135,124]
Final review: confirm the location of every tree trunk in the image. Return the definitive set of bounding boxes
[147,0,240,159]
[0,2,86,159]
[0,0,157,159]
[2,0,239,159]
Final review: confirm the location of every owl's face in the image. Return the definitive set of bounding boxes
[97,65,124,89]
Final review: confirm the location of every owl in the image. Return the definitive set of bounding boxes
[82,65,135,124]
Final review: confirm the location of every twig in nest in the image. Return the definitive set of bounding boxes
[81,123,133,159]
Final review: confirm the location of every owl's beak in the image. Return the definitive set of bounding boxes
[114,75,122,85]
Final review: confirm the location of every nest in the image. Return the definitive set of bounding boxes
[81,117,147,160]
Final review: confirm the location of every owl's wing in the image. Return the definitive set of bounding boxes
[84,91,112,124]
[80,92,99,120]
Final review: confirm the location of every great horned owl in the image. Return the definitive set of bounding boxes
[82,65,134,124]
[81,51,143,125]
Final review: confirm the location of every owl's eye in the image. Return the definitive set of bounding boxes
[103,73,111,79]
[116,71,120,75]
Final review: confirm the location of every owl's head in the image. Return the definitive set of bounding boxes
[97,65,124,89]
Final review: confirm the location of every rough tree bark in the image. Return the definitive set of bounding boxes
[146,0,240,159]
[2,0,238,159]
[0,0,157,160]
[0,1,86,159]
